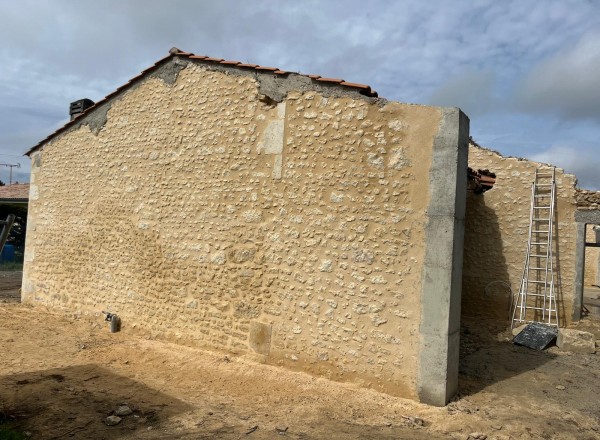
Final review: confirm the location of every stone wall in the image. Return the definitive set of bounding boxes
[463,144,578,324]
[576,189,600,210]
[23,62,449,399]
[585,225,599,287]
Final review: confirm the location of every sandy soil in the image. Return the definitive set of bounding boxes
[0,273,599,439]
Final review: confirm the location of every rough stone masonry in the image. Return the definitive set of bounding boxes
[23,54,468,406]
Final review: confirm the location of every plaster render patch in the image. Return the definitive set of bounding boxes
[249,321,272,355]
[258,102,286,155]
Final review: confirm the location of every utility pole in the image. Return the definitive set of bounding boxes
[0,163,20,185]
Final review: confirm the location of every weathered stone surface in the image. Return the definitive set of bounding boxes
[23,60,444,401]
[105,415,122,426]
[463,143,579,323]
[557,329,596,354]
[115,405,133,416]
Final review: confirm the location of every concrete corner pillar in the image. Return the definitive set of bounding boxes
[572,221,586,322]
[417,107,469,406]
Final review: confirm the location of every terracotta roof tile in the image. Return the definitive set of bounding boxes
[340,81,370,90]
[315,77,344,83]
[254,66,279,71]
[0,184,29,201]
[26,48,379,156]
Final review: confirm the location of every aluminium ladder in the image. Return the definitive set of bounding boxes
[512,167,558,327]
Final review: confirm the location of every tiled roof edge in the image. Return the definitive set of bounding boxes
[26,47,378,156]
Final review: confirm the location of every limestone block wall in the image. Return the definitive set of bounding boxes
[23,62,447,399]
[463,144,578,324]
[584,225,599,287]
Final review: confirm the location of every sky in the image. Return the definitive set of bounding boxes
[0,0,599,188]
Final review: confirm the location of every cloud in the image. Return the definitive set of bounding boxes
[515,30,600,122]
[531,145,600,190]
[428,70,496,115]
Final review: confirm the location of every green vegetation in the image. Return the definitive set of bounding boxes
[0,412,27,440]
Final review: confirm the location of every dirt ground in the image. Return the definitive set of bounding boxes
[1,272,600,439]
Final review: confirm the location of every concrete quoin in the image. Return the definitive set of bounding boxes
[417,107,469,406]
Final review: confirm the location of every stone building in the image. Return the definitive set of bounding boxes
[22,48,600,406]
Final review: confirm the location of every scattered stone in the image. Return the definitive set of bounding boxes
[467,433,487,440]
[24,432,32,438]
[555,385,566,390]
[115,404,133,416]
[491,425,502,430]
[556,329,596,354]
[275,426,288,435]
[511,324,527,336]
[401,415,425,426]
[246,425,258,434]
[105,415,122,426]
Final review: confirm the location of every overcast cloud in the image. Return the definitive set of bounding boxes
[0,0,599,188]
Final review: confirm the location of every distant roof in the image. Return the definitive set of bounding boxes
[0,183,29,203]
[26,47,378,156]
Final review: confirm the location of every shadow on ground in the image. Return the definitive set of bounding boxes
[0,364,192,439]
[458,318,557,398]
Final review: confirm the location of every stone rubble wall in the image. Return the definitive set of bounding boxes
[463,144,579,324]
[23,63,442,399]
[576,189,600,211]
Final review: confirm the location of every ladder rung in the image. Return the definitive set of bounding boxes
[536,173,554,177]
[531,242,548,245]
[536,184,553,187]
[530,254,548,257]
[532,230,549,233]
[534,195,551,198]
[528,280,547,284]
[521,293,547,297]
[534,206,551,209]
[529,267,547,270]
[533,218,549,221]
[522,307,557,312]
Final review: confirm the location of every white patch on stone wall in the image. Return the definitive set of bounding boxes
[211,252,226,265]
[319,259,333,272]
[317,352,329,361]
[361,138,375,148]
[242,210,263,223]
[387,120,405,132]
[29,184,39,201]
[389,148,410,170]
[330,193,344,203]
[367,153,384,169]
[257,102,286,180]
[273,155,282,179]
[370,275,387,284]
